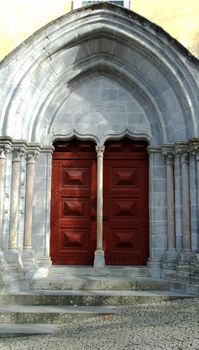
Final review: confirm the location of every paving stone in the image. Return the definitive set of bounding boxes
[0,298,198,349]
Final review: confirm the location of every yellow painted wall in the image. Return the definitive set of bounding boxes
[133,0,199,58]
[0,0,71,62]
[0,0,198,62]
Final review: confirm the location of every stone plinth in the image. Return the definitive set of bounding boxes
[190,253,199,283]
[148,258,161,278]
[161,249,177,279]
[94,250,105,268]
[176,250,193,282]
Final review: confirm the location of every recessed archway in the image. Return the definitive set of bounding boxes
[0,3,198,283]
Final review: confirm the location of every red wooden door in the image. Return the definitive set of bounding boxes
[50,139,97,265]
[103,139,149,265]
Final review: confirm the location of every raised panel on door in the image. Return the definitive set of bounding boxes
[103,139,149,265]
[50,140,97,265]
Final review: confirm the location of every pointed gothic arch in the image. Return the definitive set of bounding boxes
[0,3,199,285]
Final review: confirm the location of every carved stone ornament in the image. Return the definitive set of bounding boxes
[174,144,189,162]
[12,148,24,161]
[188,138,199,154]
[162,148,174,165]
[26,150,39,164]
[0,145,11,159]
[181,151,189,164]
[96,146,105,157]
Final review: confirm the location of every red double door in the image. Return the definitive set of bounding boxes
[50,138,149,266]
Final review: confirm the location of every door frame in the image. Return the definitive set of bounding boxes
[49,136,150,266]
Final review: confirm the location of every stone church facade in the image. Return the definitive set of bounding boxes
[0,3,199,291]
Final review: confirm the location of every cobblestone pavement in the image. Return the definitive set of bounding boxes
[0,298,198,350]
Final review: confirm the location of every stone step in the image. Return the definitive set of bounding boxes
[30,276,170,291]
[0,305,117,324]
[170,281,199,295]
[0,290,194,307]
[48,266,149,277]
[0,324,58,337]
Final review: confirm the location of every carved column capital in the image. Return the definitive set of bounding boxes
[175,143,188,158]
[12,148,25,162]
[0,145,11,159]
[188,138,199,154]
[96,146,105,157]
[175,146,189,163]
[162,148,174,165]
[181,151,189,164]
[188,138,199,161]
[26,150,39,164]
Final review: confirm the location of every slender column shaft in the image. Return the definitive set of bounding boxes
[9,149,22,249]
[181,152,191,250]
[166,154,175,249]
[147,147,162,278]
[0,149,6,246]
[96,146,105,250]
[196,155,199,251]
[188,139,199,252]
[24,151,37,248]
[148,149,155,259]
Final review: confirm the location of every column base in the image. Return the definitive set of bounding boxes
[22,248,37,278]
[0,250,7,271]
[32,257,52,278]
[190,253,199,283]
[176,250,193,283]
[4,249,23,281]
[36,257,52,268]
[147,257,161,278]
[94,250,105,268]
[161,249,177,279]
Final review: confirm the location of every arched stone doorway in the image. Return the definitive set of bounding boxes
[0,3,198,287]
[50,137,149,266]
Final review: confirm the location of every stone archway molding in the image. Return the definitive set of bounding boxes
[0,3,198,145]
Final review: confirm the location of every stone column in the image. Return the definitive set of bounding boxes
[174,153,182,251]
[181,151,191,251]
[147,147,162,278]
[196,154,199,233]
[162,148,177,278]
[33,147,53,274]
[94,146,105,268]
[0,145,10,266]
[22,150,38,271]
[5,147,24,273]
[23,151,38,248]
[0,148,7,245]
[8,148,23,250]
[165,151,175,250]
[188,138,199,283]
[176,146,192,282]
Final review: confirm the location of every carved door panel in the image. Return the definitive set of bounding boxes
[50,140,97,265]
[103,139,149,265]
